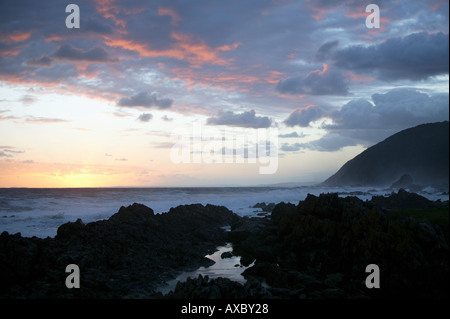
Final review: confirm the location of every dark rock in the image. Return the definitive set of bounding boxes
[253,202,276,212]
[56,218,85,239]
[108,203,154,226]
[200,257,216,267]
[390,174,414,189]
[228,191,449,299]
[221,251,233,259]
[165,274,271,299]
[371,188,439,210]
[2,192,448,299]
[0,203,240,298]
[271,202,296,223]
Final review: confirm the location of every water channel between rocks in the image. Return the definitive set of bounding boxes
[157,242,255,295]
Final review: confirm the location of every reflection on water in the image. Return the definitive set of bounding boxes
[157,243,255,295]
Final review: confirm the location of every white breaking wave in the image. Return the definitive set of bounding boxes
[0,186,448,238]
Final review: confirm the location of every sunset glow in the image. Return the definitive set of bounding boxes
[0,0,448,187]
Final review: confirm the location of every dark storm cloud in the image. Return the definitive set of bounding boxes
[207,109,272,128]
[328,88,449,130]
[315,40,339,62]
[279,87,449,152]
[81,17,114,35]
[118,92,173,109]
[276,68,349,96]
[54,44,117,63]
[284,106,327,127]
[289,88,450,152]
[332,32,449,81]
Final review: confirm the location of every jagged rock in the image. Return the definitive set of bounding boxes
[228,190,449,299]
[253,202,276,212]
[0,203,240,298]
[56,218,85,239]
[221,251,233,259]
[371,188,439,210]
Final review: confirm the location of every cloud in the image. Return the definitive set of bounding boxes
[0,111,19,121]
[161,115,173,121]
[315,40,339,61]
[0,146,24,158]
[118,92,173,109]
[276,64,349,96]
[54,44,117,63]
[284,106,327,127]
[298,132,360,152]
[152,142,175,149]
[26,55,53,67]
[332,32,449,81]
[0,151,12,158]
[158,7,181,26]
[206,109,272,128]
[279,131,306,138]
[81,17,113,34]
[328,88,449,130]
[280,143,302,152]
[20,95,36,105]
[296,88,450,151]
[24,116,68,124]
[137,113,153,122]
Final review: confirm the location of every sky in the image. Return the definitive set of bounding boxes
[0,0,448,188]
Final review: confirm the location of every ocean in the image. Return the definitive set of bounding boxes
[0,186,448,238]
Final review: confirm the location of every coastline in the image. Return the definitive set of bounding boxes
[0,189,448,299]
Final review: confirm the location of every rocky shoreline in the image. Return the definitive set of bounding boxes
[0,189,448,299]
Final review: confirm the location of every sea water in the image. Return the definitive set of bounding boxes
[0,186,448,238]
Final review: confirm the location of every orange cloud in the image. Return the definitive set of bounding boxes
[103,31,238,67]
[158,7,181,26]
[44,35,65,42]
[0,50,20,57]
[307,4,329,21]
[318,63,328,75]
[6,31,32,42]
[432,1,448,11]
[266,70,283,84]
[343,71,375,83]
[170,66,281,92]
[94,0,127,32]
[217,42,241,52]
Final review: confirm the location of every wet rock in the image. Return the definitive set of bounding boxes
[221,251,233,259]
[253,202,276,212]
